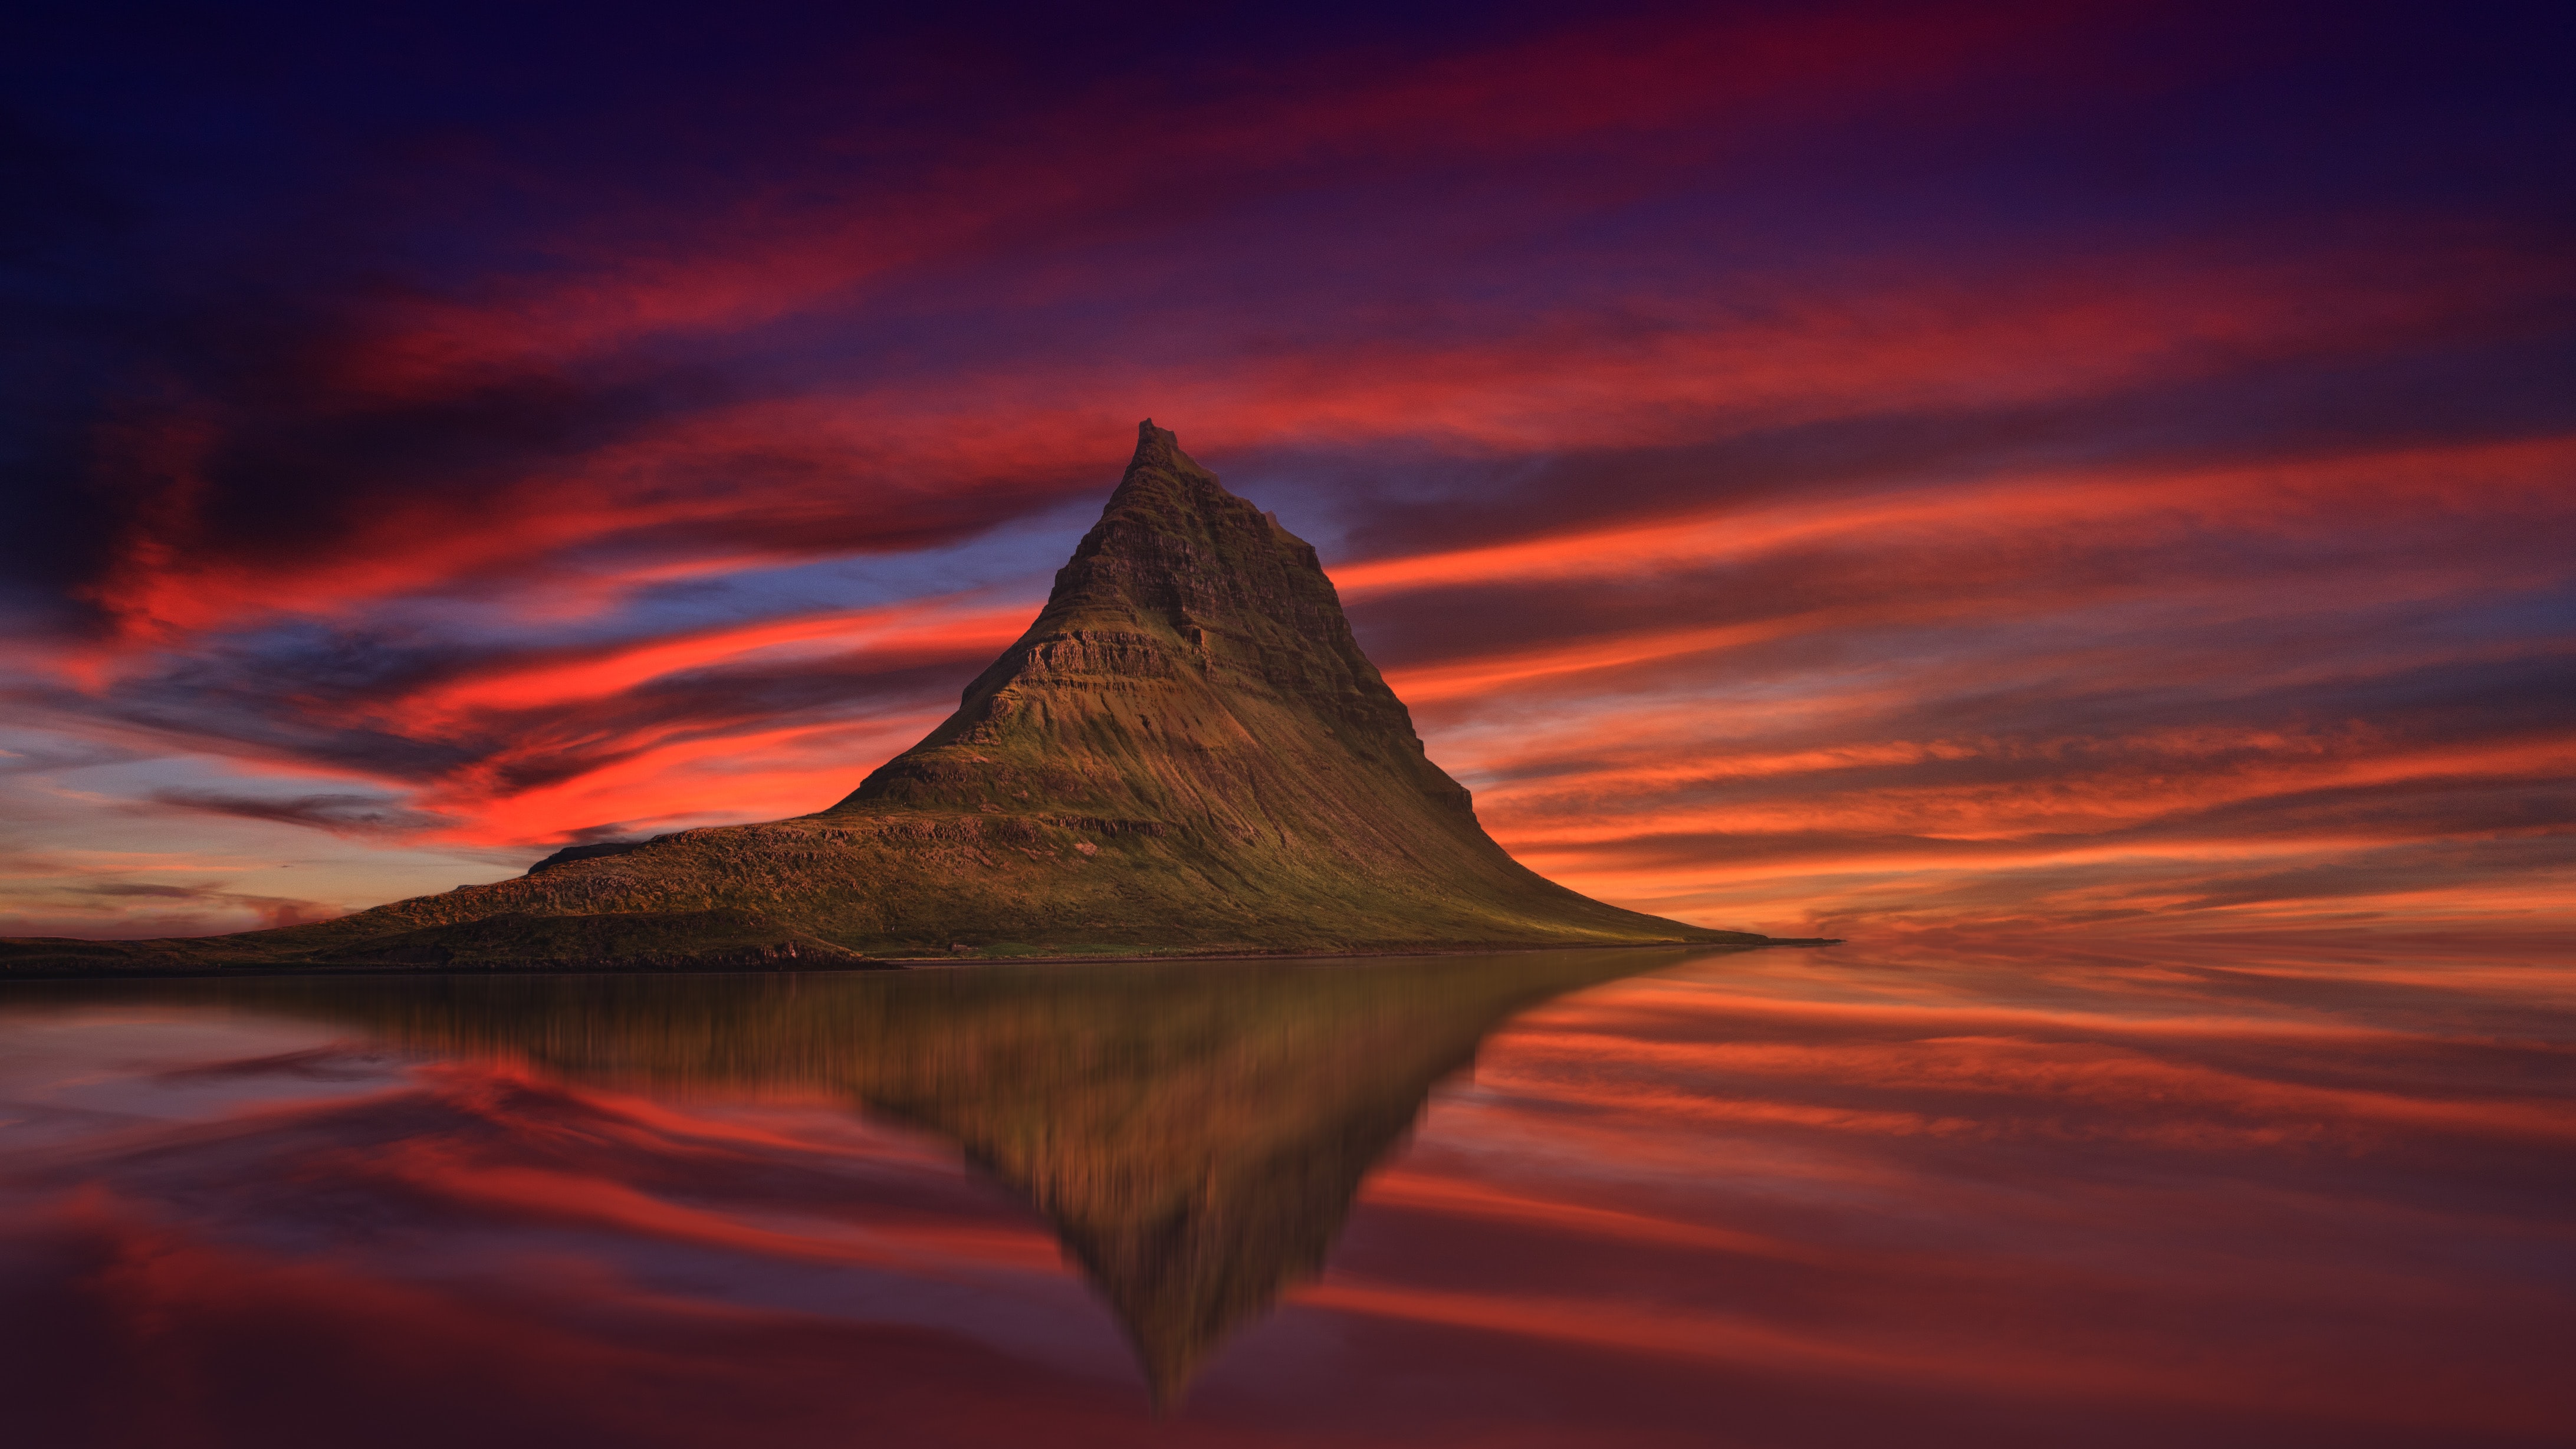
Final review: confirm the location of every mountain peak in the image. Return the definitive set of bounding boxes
[10,425,1771,976]
[1126,417,1204,478]
[1087,419,1260,578]
[841,418,1444,822]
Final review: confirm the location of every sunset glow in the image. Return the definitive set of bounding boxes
[4,2,2568,942]
[6,942,2566,1443]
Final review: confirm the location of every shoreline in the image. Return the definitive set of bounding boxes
[0,936,1842,983]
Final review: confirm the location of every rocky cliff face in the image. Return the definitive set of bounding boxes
[851,421,1474,827]
[4,423,1766,971]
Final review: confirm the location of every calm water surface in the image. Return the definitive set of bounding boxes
[2,938,2569,1447]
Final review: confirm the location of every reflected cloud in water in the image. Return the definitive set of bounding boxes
[1,939,2569,1446]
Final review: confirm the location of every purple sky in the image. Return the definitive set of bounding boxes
[4,0,2571,939]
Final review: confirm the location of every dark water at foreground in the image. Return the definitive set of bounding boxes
[2,938,2570,1448]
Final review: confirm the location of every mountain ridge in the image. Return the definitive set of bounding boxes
[4,422,1793,973]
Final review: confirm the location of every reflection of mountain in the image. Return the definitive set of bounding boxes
[186,949,1701,1399]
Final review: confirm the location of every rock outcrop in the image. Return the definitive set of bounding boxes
[4,422,1772,972]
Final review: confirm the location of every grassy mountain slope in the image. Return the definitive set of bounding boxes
[4,423,1767,973]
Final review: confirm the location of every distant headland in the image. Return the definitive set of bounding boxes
[2,423,1826,976]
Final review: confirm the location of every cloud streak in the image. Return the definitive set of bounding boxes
[2,1,2569,935]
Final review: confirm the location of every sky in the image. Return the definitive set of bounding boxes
[4,0,2571,941]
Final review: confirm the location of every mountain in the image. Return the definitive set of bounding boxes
[4,422,1776,973]
[34,949,1691,1401]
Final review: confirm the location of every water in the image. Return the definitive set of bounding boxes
[2,938,2568,1447]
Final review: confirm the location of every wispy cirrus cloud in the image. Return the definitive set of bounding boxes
[146,790,452,839]
[3,1,2568,935]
